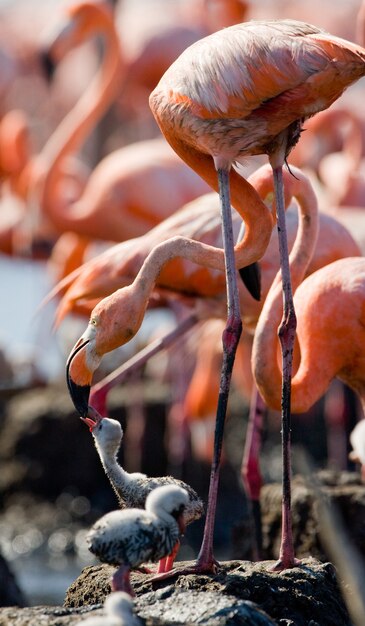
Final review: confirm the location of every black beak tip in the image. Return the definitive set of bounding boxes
[39,50,56,82]
[239,261,261,301]
[67,377,90,418]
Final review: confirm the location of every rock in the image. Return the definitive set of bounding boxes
[0,605,101,626]
[0,595,275,626]
[64,558,351,626]
[137,587,276,625]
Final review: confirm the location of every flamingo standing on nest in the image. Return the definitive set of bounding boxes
[86,484,189,595]
[83,410,204,573]
[149,20,365,571]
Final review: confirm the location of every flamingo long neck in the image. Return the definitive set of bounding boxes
[150,131,274,268]
[40,12,122,232]
[94,437,142,501]
[118,228,268,342]
[252,168,321,412]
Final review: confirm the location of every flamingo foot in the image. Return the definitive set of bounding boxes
[270,556,302,572]
[149,552,221,584]
[149,561,219,585]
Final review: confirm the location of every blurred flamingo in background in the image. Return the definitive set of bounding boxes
[33,1,211,248]
[0,109,30,194]
[289,107,364,184]
[116,0,250,133]
[0,0,213,265]
[356,0,365,47]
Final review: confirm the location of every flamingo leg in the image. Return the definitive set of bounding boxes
[112,564,134,596]
[148,541,182,582]
[241,385,266,561]
[194,167,242,570]
[164,540,181,572]
[270,163,300,570]
[156,557,168,574]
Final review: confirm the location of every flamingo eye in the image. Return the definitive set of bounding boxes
[90,317,98,326]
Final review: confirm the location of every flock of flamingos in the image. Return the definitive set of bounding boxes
[3,0,365,621]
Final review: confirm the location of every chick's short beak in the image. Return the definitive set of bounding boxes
[66,338,91,418]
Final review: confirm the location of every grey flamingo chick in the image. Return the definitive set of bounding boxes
[86,484,189,595]
[75,591,140,626]
[84,409,204,573]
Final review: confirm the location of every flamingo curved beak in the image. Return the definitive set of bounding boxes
[80,406,103,432]
[66,337,92,418]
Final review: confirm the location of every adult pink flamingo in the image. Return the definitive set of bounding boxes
[148,19,365,572]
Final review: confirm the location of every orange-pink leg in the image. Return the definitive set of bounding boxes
[270,163,300,570]
[112,564,134,596]
[156,557,168,574]
[241,385,266,560]
[154,540,181,575]
[164,540,181,572]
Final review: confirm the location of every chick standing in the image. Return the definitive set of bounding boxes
[86,484,189,594]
